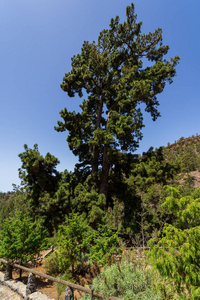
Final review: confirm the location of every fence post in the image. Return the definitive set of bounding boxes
[26,273,36,296]
[65,286,74,300]
[4,264,13,281]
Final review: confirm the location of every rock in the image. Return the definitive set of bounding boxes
[4,264,13,281]
[26,273,36,296]
[64,286,74,300]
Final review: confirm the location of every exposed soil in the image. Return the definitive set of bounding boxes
[177,170,200,188]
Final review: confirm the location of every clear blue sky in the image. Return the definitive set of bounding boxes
[1,0,199,192]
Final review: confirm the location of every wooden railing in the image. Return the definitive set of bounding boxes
[0,258,122,300]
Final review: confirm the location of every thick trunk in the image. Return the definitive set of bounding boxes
[91,147,99,174]
[99,144,110,205]
[91,93,103,183]
[91,147,99,187]
[99,109,113,205]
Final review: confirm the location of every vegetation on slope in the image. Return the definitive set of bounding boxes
[1,3,200,299]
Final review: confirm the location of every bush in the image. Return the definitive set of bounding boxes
[79,261,161,300]
[56,212,93,275]
[0,212,47,264]
[150,268,190,300]
[148,187,200,298]
[88,224,122,266]
[0,211,48,279]
[44,252,60,276]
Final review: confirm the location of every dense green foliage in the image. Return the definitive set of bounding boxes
[163,135,200,173]
[88,224,122,265]
[0,191,16,226]
[1,134,198,296]
[80,261,161,300]
[55,3,179,203]
[54,213,122,277]
[148,187,200,298]
[18,144,61,205]
[0,212,47,278]
[56,213,92,275]
[2,3,200,299]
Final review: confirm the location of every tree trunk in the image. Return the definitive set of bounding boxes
[99,108,113,205]
[91,146,99,183]
[99,144,110,205]
[91,92,103,184]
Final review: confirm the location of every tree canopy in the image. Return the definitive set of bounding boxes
[18,144,61,206]
[0,212,47,279]
[149,187,200,297]
[55,3,179,201]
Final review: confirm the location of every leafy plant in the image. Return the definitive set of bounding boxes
[0,211,48,279]
[18,144,61,208]
[56,212,93,275]
[89,224,122,266]
[44,251,60,276]
[73,184,106,227]
[148,187,200,298]
[79,261,161,300]
[54,272,74,300]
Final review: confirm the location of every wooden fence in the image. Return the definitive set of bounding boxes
[0,258,122,300]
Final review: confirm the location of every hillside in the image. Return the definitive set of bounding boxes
[163,134,200,187]
[1,135,200,299]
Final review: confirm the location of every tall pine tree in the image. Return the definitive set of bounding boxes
[55,3,179,202]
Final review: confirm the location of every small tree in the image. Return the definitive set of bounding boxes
[148,187,200,298]
[56,213,92,276]
[18,144,61,210]
[0,212,48,279]
[89,224,122,266]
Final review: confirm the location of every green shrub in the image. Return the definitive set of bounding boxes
[150,268,190,300]
[44,252,60,276]
[79,261,161,300]
[56,212,93,275]
[54,272,74,300]
[148,187,200,298]
[88,224,122,266]
[0,212,47,263]
[0,211,48,279]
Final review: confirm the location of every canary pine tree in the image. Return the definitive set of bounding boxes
[55,3,179,202]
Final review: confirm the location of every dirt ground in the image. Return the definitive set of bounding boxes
[178,170,200,188]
